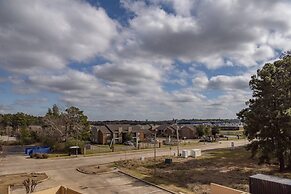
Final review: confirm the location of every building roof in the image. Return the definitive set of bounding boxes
[99,126,111,134]
[131,125,152,134]
[106,124,139,133]
[180,125,196,131]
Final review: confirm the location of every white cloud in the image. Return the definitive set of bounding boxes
[118,0,291,68]
[0,0,117,74]
[27,70,100,97]
[94,61,161,85]
[208,74,251,91]
[192,74,209,89]
[193,73,251,91]
[2,0,291,120]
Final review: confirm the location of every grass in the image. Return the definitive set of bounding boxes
[48,139,244,158]
[220,130,245,136]
[115,147,291,194]
[48,153,71,158]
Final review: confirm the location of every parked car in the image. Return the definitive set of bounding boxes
[199,136,213,142]
[124,141,134,146]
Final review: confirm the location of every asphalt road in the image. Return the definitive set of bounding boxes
[0,139,248,194]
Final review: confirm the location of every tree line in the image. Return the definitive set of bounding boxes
[0,105,90,152]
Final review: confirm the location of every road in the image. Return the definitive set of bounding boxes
[0,140,248,194]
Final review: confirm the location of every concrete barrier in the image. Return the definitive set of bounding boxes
[0,185,10,194]
[210,183,248,194]
[33,186,81,194]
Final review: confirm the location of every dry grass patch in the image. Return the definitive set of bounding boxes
[115,147,291,194]
[0,172,47,189]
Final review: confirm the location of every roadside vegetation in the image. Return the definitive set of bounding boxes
[0,104,91,155]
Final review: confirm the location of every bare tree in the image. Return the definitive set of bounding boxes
[23,178,38,194]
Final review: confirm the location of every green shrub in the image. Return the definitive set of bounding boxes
[65,138,85,151]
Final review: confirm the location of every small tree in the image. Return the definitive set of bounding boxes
[196,125,205,137]
[23,178,38,194]
[204,126,211,136]
[52,104,60,117]
[211,126,220,137]
[123,132,133,142]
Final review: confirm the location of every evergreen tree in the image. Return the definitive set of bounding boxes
[238,55,291,171]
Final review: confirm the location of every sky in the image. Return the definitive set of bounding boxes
[0,0,290,120]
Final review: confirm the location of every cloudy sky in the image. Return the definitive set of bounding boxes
[0,0,290,120]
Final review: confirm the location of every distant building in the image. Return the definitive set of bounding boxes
[156,124,176,137]
[90,124,153,145]
[179,125,197,139]
[97,126,112,145]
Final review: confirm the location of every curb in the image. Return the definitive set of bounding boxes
[76,167,118,175]
[118,170,177,194]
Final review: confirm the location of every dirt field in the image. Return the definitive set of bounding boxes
[116,147,291,194]
[0,172,48,189]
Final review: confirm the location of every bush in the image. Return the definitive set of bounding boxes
[52,142,66,152]
[65,138,85,151]
[30,153,48,159]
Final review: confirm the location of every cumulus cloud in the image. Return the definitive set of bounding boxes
[118,0,291,68]
[0,0,117,74]
[27,70,100,97]
[208,75,251,91]
[94,61,161,85]
[1,0,291,119]
[193,73,251,91]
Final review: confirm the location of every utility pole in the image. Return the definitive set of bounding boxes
[176,120,180,157]
[136,132,139,149]
[154,130,157,176]
[110,133,115,152]
[154,132,157,161]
